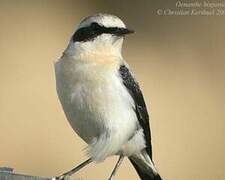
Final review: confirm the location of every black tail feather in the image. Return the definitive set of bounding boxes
[129,158,162,180]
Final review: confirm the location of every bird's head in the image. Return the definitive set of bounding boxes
[65,13,134,58]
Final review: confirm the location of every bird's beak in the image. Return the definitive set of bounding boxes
[112,28,135,36]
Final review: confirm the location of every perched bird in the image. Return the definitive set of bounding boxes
[54,13,162,180]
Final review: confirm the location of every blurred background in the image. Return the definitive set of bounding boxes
[0,0,225,179]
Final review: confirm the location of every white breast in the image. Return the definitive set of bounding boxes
[55,56,139,161]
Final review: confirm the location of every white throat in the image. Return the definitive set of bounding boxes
[64,34,124,60]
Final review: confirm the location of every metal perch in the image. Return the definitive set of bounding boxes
[0,167,51,180]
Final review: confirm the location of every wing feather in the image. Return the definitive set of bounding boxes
[119,64,152,159]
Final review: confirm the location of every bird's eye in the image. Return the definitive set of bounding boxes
[91,22,99,27]
[72,22,108,42]
[90,22,100,30]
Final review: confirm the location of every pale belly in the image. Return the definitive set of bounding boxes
[55,59,145,160]
[56,62,136,142]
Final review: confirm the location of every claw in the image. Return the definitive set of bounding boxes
[51,175,71,180]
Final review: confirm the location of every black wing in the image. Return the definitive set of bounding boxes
[119,64,152,159]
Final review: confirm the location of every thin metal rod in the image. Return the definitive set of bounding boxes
[57,158,92,179]
[108,155,124,180]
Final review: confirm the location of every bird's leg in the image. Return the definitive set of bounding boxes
[108,155,124,180]
[53,158,92,180]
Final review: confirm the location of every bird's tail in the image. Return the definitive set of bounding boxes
[129,150,162,180]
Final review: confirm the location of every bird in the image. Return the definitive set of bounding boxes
[54,13,162,180]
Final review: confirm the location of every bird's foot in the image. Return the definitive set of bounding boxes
[108,177,114,180]
[107,175,115,180]
[51,175,71,180]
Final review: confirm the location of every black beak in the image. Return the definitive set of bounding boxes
[107,27,135,36]
[116,28,135,36]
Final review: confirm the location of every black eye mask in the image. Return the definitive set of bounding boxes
[72,22,134,42]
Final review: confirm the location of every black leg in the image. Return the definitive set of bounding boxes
[108,155,124,180]
[54,158,92,180]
